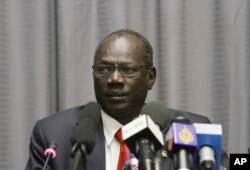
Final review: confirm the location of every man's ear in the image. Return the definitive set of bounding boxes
[147,67,156,89]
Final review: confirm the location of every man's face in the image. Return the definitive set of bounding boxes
[93,34,156,122]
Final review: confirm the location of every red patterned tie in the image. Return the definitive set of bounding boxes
[115,128,130,170]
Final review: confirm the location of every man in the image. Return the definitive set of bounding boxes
[25,29,229,170]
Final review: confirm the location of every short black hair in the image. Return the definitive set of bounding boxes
[94,29,153,66]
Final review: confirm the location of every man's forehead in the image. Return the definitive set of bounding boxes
[103,36,131,54]
[98,35,142,53]
[104,34,139,46]
[94,34,145,63]
[112,36,130,49]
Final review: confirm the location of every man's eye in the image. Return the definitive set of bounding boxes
[121,66,138,74]
[97,66,112,74]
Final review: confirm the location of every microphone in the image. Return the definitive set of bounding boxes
[43,142,57,170]
[193,123,222,170]
[165,117,197,170]
[70,102,101,170]
[142,101,170,130]
[122,114,164,170]
[142,101,170,170]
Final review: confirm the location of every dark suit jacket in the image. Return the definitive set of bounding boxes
[25,105,229,170]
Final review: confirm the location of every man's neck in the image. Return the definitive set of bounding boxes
[114,112,141,125]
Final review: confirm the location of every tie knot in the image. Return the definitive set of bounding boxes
[115,128,123,144]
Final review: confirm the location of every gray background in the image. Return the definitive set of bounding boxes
[0,0,249,169]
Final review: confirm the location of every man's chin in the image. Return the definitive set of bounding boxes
[101,102,130,115]
[104,105,128,115]
[103,98,128,107]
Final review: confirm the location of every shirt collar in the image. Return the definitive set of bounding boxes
[101,110,122,146]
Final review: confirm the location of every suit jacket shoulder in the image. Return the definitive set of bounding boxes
[162,108,210,132]
[25,105,84,170]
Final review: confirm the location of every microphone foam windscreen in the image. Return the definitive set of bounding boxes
[171,116,191,124]
[142,101,170,130]
[79,101,101,121]
[72,102,101,154]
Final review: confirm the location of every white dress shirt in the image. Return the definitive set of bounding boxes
[101,110,123,170]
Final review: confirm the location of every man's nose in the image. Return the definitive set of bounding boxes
[107,70,125,84]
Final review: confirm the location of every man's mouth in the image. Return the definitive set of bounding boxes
[105,93,127,101]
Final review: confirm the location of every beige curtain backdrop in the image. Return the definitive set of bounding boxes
[0,0,249,169]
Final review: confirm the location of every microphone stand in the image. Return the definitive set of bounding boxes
[42,142,57,170]
[71,144,87,170]
[174,149,192,170]
[43,154,53,170]
[154,150,162,170]
[137,138,155,170]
